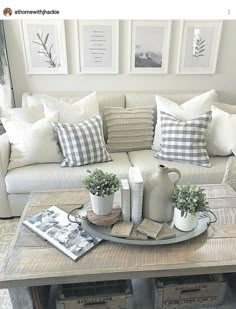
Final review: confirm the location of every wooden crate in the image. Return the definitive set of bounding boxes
[56,280,133,309]
[150,274,227,309]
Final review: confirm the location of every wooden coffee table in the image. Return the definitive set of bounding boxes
[1,185,236,308]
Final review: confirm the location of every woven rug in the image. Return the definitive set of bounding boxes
[222,156,236,191]
[0,219,19,309]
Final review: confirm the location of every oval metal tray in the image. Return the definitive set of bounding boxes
[81,214,210,246]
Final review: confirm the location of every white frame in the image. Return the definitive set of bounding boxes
[78,20,119,74]
[177,20,223,74]
[129,20,172,74]
[21,20,68,75]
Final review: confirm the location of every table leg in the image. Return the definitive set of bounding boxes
[9,285,50,309]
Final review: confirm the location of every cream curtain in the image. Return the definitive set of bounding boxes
[0,21,14,123]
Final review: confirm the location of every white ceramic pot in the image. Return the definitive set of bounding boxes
[174,208,198,232]
[90,193,114,215]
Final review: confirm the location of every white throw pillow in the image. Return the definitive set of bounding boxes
[42,92,99,123]
[152,89,218,151]
[8,105,45,123]
[1,114,63,170]
[22,94,43,108]
[207,106,236,156]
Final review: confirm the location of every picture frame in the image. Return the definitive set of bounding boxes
[129,20,172,74]
[78,20,119,74]
[177,20,223,74]
[21,20,68,75]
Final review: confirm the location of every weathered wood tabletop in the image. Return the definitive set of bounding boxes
[1,184,236,290]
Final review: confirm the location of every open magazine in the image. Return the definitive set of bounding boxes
[23,206,102,261]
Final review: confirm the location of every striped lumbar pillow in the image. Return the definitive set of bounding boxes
[104,107,154,152]
[52,115,111,167]
[155,111,212,167]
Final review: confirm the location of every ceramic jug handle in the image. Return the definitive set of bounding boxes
[167,168,181,185]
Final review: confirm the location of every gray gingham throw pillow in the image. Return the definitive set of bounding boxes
[52,115,111,167]
[155,111,212,167]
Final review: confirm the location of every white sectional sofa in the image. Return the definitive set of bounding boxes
[0,92,232,218]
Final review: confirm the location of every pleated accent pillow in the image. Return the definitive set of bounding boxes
[104,107,154,152]
[52,115,111,167]
[156,111,212,167]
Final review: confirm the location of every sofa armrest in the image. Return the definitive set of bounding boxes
[0,133,12,217]
[0,133,10,174]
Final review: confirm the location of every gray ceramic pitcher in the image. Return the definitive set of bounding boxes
[143,165,181,223]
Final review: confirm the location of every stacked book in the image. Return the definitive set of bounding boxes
[120,166,144,224]
[120,179,131,222]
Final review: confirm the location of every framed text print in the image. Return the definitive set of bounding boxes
[177,20,223,74]
[21,20,68,74]
[129,20,172,74]
[78,20,119,74]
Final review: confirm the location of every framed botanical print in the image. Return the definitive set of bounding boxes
[78,20,119,74]
[129,20,172,74]
[177,20,223,74]
[21,20,68,74]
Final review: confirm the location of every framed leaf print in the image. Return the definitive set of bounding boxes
[21,20,68,74]
[177,20,223,74]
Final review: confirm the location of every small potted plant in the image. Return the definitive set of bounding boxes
[83,169,120,216]
[172,185,209,232]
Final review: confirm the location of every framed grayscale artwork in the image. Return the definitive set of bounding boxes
[21,20,68,74]
[129,20,172,74]
[78,20,119,74]
[177,20,223,74]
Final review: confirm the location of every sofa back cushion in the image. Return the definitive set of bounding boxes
[42,92,99,123]
[213,102,236,114]
[104,107,154,152]
[125,93,202,126]
[22,92,125,140]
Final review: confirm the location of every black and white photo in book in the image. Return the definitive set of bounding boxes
[23,206,102,261]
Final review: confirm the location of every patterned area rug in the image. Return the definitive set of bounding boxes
[0,219,19,309]
[222,156,236,191]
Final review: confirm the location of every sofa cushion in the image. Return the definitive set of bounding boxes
[207,106,236,156]
[2,114,63,170]
[104,107,154,152]
[52,116,111,167]
[22,93,125,112]
[214,102,236,114]
[153,90,217,151]
[125,93,202,108]
[128,150,228,185]
[156,111,212,167]
[5,153,132,194]
[42,92,99,123]
[22,92,125,141]
[125,93,201,126]
[8,105,44,123]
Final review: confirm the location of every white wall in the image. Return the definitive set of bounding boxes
[4,20,236,106]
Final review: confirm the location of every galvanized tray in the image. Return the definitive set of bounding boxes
[81,213,210,246]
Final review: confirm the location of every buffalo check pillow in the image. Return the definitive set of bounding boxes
[52,115,111,167]
[155,111,212,167]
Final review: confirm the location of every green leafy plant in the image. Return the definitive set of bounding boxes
[172,185,209,217]
[83,169,120,197]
